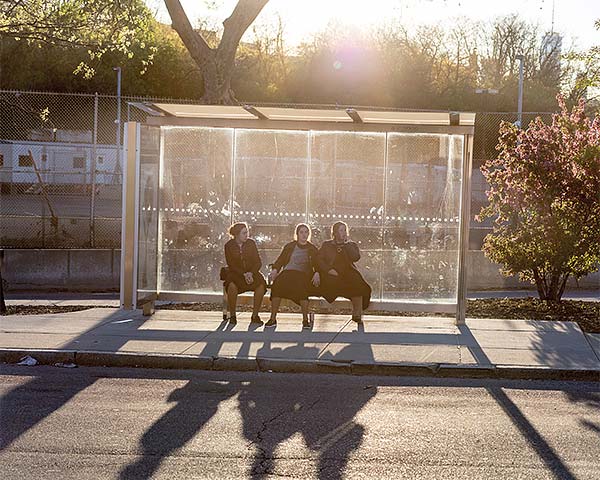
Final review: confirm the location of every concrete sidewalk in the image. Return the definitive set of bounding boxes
[1,308,599,381]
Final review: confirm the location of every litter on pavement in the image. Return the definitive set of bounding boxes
[17,355,38,366]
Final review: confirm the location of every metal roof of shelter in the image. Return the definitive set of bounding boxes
[144,103,475,127]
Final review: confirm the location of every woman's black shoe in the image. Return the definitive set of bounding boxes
[265,317,277,327]
[351,316,363,323]
[302,319,311,329]
[250,314,263,325]
[229,315,237,325]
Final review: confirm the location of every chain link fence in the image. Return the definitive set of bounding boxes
[470,111,554,248]
[0,89,556,249]
[0,90,197,248]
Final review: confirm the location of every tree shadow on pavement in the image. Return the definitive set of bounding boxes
[2,310,597,480]
[565,387,600,441]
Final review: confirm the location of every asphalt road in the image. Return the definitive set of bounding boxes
[0,365,599,479]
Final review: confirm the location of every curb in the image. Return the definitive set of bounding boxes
[1,348,599,382]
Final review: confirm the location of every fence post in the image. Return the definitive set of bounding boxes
[0,249,6,314]
[90,92,98,247]
[41,194,46,248]
[114,67,122,185]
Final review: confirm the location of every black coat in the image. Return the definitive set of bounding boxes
[317,240,361,274]
[224,238,262,275]
[271,241,319,273]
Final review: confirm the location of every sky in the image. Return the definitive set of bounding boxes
[148,0,600,51]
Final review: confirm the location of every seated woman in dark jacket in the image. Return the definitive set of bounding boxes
[266,223,320,329]
[223,222,266,325]
[318,221,371,323]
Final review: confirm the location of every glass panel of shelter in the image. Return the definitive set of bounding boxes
[148,125,465,303]
[383,133,464,302]
[158,127,233,293]
[308,131,385,301]
[137,125,160,294]
[233,129,310,272]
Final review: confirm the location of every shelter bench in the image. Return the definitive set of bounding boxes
[221,282,318,323]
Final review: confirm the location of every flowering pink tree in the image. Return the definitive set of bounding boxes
[478,96,600,301]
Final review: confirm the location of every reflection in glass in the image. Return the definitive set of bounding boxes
[159,127,233,292]
[383,134,463,300]
[233,129,310,273]
[309,132,386,299]
[137,125,160,292]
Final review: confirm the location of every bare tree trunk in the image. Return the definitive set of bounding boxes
[165,0,269,104]
[201,56,238,105]
[533,268,547,300]
[535,270,569,302]
[547,271,559,301]
[557,273,570,302]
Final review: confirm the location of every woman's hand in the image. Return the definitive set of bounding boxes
[328,269,338,277]
[312,272,320,287]
[244,272,254,284]
[268,269,278,283]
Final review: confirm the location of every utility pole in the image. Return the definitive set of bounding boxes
[516,54,524,128]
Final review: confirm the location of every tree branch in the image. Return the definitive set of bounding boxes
[164,0,213,67]
[218,0,268,68]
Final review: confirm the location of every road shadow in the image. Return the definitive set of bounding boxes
[118,321,249,478]
[458,323,580,480]
[2,363,598,479]
[565,386,600,440]
[239,335,377,479]
[1,308,597,480]
[0,309,129,451]
[119,378,241,479]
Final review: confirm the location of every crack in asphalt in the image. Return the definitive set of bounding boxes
[248,397,322,477]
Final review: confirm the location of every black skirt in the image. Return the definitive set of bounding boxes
[224,271,266,294]
[270,270,312,305]
[321,268,371,310]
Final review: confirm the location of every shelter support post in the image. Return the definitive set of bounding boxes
[456,134,474,325]
[120,122,140,309]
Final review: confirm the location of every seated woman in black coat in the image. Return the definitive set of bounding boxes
[318,221,371,323]
[223,222,266,325]
[266,223,320,329]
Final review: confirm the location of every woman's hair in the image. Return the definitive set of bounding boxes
[229,222,248,238]
[294,223,311,241]
[331,221,348,238]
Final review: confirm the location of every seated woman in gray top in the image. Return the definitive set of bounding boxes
[266,224,320,329]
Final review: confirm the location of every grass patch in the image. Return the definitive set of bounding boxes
[466,298,600,333]
[1,305,107,316]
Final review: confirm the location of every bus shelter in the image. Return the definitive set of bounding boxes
[121,104,475,325]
